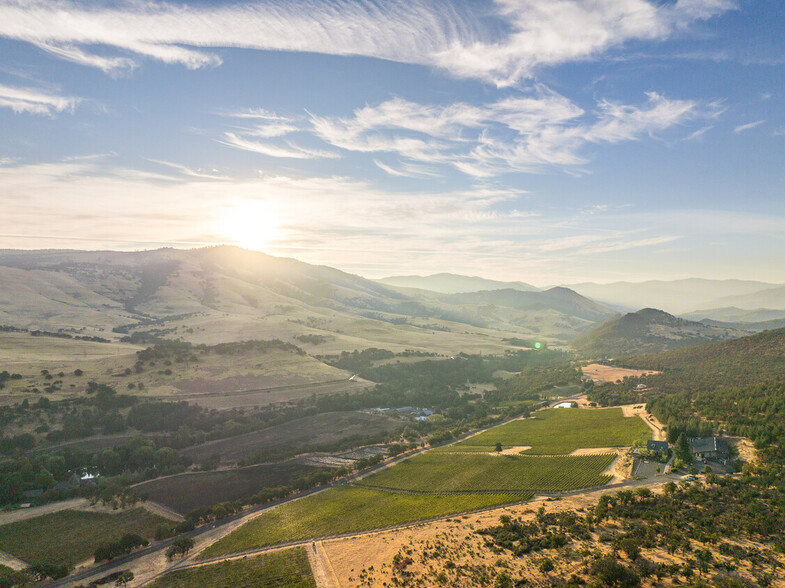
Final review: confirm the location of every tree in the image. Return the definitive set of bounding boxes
[166,536,195,560]
[115,571,134,587]
[495,442,503,453]
[539,558,554,574]
[675,433,691,464]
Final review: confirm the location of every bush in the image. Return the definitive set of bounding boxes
[590,557,641,587]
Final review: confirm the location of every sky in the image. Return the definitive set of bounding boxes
[0,0,784,285]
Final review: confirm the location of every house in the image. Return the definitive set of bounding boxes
[646,440,669,454]
[53,472,81,492]
[690,437,730,460]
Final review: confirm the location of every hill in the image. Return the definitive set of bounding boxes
[0,247,614,351]
[376,273,539,294]
[572,307,743,357]
[619,326,785,446]
[442,287,616,323]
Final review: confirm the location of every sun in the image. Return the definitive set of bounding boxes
[217,201,281,251]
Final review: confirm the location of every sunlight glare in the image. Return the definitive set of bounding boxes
[217,201,280,251]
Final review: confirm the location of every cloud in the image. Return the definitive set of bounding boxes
[0,83,79,115]
[2,157,782,284]
[33,42,136,75]
[219,132,340,159]
[303,90,716,176]
[373,159,440,178]
[0,0,732,84]
[734,120,764,133]
[147,159,229,180]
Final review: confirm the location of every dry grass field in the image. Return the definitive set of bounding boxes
[0,333,368,408]
[581,363,661,383]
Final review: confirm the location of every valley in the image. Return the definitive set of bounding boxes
[0,249,783,587]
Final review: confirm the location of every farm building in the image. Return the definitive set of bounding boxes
[646,440,669,454]
[690,437,730,460]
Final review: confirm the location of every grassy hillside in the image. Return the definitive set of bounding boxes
[0,247,617,352]
[573,308,742,357]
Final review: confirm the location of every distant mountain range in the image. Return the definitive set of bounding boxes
[379,273,785,317]
[564,279,785,315]
[681,306,785,323]
[572,308,743,358]
[376,273,539,294]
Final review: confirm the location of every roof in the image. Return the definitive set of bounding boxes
[690,437,730,455]
[647,440,669,452]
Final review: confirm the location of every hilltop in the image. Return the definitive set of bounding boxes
[572,307,742,357]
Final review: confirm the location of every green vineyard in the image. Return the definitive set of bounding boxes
[355,453,615,493]
[150,548,316,587]
[441,407,651,454]
[199,487,526,558]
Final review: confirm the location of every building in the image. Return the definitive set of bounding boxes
[646,440,669,454]
[690,437,730,461]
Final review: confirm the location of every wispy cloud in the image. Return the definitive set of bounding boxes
[734,120,764,133]
[297,90,719,176]
[0,83,79,115]
[33,42,136,75]
[0,0,732,84]
[147,159,229,180]
[219,132,340,159]
[373,159,440,178]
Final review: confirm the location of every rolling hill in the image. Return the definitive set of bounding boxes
[0,247,615,351]
[572,307,744,358]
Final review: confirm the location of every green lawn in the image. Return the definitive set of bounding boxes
[0,508,166,568]
[149,548,315,587]
[442,408,650,454]
[200,487,525,558]
[355,453,615,493]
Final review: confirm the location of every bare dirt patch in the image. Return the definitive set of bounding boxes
[0,498,88,527]
[0,550,28,571]
[582,363,660,384]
